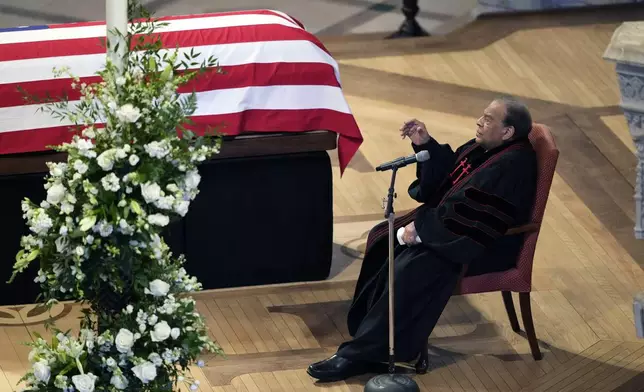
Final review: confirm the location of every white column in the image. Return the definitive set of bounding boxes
[106,0,128,72]
[604,22,644,339]
[604,22,644,239]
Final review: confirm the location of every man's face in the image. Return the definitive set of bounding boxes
[475,100,514,150]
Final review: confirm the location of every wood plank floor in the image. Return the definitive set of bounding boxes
[2,7,644,392]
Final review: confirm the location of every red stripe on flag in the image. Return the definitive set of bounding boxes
[0,62,339,108]
[0,108,361,174]
[0,22,326,62]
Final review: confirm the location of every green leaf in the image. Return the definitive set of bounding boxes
[15,249,25,264]
[130,200,143,215]
[25,249,40,262]
[79,215,97,232]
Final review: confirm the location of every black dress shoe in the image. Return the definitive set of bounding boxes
[307,354,376,382]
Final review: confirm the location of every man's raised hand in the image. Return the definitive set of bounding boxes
[400,119,431,146]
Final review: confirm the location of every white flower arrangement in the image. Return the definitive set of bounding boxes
[9,2,224,391]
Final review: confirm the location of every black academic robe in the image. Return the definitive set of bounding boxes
[337,137,537,363]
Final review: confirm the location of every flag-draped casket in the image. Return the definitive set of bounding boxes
[0,9,363,173]
[0,10,362,305]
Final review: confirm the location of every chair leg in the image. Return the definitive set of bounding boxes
[519,292,542,361]
[501,291,521,333]
[415,339,429,374]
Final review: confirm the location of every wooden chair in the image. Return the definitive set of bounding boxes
[416,123,559,373]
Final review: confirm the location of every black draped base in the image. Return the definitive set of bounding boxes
[166,150,334,290]
[0,150,333,306]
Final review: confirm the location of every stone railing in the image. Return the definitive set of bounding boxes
[603,21,644,339]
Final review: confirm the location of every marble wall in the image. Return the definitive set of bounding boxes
[477,0,644,14]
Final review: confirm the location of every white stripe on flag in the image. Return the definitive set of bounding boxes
[0,84,352,133]
[0,40,340,85]
[0,13,303,45]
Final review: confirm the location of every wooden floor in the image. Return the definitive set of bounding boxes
[3,6,644,392]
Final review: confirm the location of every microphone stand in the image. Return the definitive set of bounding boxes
[364,166,420,392]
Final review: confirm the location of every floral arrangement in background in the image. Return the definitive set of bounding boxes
[8,1,224,391]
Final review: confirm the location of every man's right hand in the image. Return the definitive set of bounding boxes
[400,119,431,146]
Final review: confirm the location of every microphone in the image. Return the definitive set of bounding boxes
[375,150,430,171]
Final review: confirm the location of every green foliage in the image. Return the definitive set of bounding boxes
[10,1,225,390]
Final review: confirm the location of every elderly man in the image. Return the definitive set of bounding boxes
[308,96,538,381]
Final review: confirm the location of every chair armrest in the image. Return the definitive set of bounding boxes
[505,223,540,236]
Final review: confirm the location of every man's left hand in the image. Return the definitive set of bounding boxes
[402,222,420,245]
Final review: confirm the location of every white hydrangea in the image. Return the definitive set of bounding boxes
[184,170,201,191]
[144,140,171,159]
[101,173,120,192]
[28,209,53,235]
[154,195,174,210]
[147,213,169,227]
[174,200,190,217]
[94,220,113,237]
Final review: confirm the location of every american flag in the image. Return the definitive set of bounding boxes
[0,9,363,174]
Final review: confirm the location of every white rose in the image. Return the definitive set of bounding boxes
[171,328,180,339]
[129,154,140,166]
[155,195,174,210]
[147,213,169,227]
[132,361,157,384]
[110,374,128,390]
[148,279,170,297]
[46,183,66,205]
[96,150,115,171]
[60,202,74,214]
[116,103,141,123]
[140,182,161,204]
[150,321,171,342]
[115,329,134,354]
[72,373,97,392]
[33,360,50,383]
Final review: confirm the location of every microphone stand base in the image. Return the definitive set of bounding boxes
[364,373,420,392]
